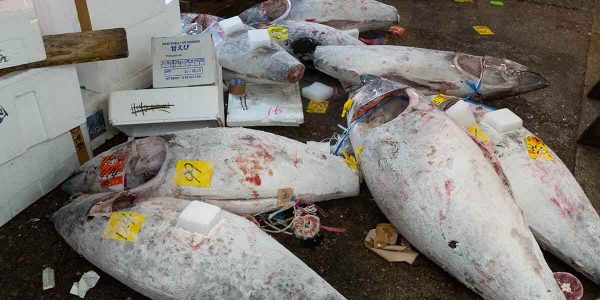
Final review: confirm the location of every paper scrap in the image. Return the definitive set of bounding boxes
[468,124,491,144]
[364,223,419,264]
[174,160,213,188]
[103,212,146,242]
[341,98,354,117]
[431,94,451,106]
[277,187,294,206]
[490,0,504,5]
[306,100,329,114]
[70,271,100,298]
[268,25,288,41]
[525,134,554,161]
[42,267,55,290]
[473,26,494,35]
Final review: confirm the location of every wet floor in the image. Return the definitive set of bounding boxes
[1,0,599,299]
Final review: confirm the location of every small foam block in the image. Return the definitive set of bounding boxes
[445,100,476,129]
[219,16,245,35]
[302,82,334,102]
[177,201,222,235]
[342,28,360,39]
[482,108,523,134]
[248,29,271,50]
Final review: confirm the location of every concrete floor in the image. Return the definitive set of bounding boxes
[1,0,599,299]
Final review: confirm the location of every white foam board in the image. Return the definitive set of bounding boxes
[76,0,181,93]
[0,0,46,69]
[177,201,222,235]
[152,34,219,88]
[0,66,86,165]
[482,108,523,134]
[227,83,304,127]
[446,100,476,130]
[219,16,244,36]
[109,85,224,137]
[248,29,271,50]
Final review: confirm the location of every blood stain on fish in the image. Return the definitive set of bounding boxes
[246,174,262,186]
[252,189,260,198]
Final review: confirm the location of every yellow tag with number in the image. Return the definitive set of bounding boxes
[341,98,354,117]
[473,26,494,35]
[306,100,329,114]
[268,25,288,41]
[468,124,490,144]
[432,94,451,106]
[103,212,146,242]
[525,134,553,161]
[174,160,213,188]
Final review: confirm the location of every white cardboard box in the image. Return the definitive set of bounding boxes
[77,0,181,93]
[109,85,225,137]
[0,66,86,165]
[0,127,89,227]
[0,0,46,69]
[227,83,304,127]
[152,34,219,88]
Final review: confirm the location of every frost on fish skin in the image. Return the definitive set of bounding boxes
[348,78,565,299]
[52,195,345,299]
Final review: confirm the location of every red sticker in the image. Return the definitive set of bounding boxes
[100,153,126,187]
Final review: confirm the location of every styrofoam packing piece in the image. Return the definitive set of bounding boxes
[301,82,334,102]
[248,29,271,50]
[177,201,223,235]
[70,271,100,299]
[481,108,523,134]
[0,0,46,69]
[342,28,360,39]
[307,141,331,154]
[218,16,245,35]
[445,100,476,129]
[42,267,55,290]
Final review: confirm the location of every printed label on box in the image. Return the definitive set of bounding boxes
[86,110,107,141]
[161,58,206,82]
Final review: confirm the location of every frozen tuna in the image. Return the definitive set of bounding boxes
[184,13,304,84]
[240,0,399,32]
[52,194,345,299]
[434,95,600,285]
[346,76,566,299]
[314,46,549,100]
[62,128,359,214]
[261,20,364,64]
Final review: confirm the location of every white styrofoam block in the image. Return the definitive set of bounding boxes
[0,0,46,69]
[176,201,222,235]
[481,108,523,134]
[301,82,334,102]
[32,0,80,35]
[76,0,181,93]
[152,34,219,88]
[109,83,224,137]
[445,100,476,129]
[342,28,359,39]
[248,29,271,50]
[307,141,331,154]
[227,83,304,127]
[219,16,245,36]
[0,128,85,227]
[82,89,120,150]
[0,66,86,165]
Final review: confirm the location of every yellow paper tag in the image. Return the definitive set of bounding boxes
[174,160,213,188]
[468,124,490,144]
[103,212,146,242]
[473,26,494,35]
[277,187,294,206]
[306,100,329,114]
[268,25,288,41]
[355,145,364,158]
[431,94,451,106]
[341,150,358,170]
[341,98,354,117]
[525,134,553,161]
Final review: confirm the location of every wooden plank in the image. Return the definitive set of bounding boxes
[74,0,93,32]
[0,28,128,77]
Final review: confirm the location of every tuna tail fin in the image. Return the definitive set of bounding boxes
[360,74,384,85]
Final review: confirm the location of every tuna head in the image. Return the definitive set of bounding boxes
[454,53,549,100]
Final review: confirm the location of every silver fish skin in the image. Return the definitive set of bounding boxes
[239,0,399,32]
[346,77,565,299]
[62,127,359,214]
[314,46,549,100]
[265,20,365,64]
[436,96,600,285]
[187,14,305,84]
[52,194,345,299]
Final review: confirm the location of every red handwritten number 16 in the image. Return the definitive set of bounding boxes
[268,105,283,116]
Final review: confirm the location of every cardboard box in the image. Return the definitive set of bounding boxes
[76,0,181,93]
[152,34,219,88]
[0,66,86,165]
[0,126,90,227]
[81,89,120,150]
[0,0,46,69]
[109,84,224,137]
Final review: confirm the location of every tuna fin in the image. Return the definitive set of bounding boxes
[360,74,384,85]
